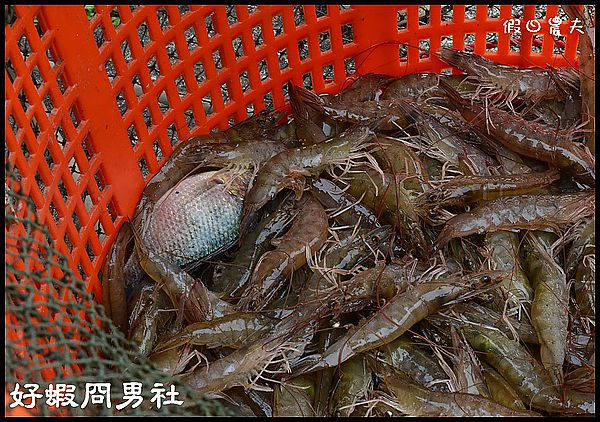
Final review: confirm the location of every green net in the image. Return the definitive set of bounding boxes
[5,160,230,416]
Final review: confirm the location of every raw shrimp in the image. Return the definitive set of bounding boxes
[102,221,133,333]
[484,231,534,316]
[392,99,495,176]
[298,271,505,373]
[152,312,276,353]
[461,324,595,414]
[273,375,316,417]
[380,369,538,416]
[344,167,429,257]
[288,82,327,145]
[435,191,596,247]
[310,178,381,231]
[449,326,491,398]
[378,335,450,392]
[417,169,559,209]
[238,194,329,311]
[522,231,568,386]
[439,80,595,184]
[480,361,527,411]
[212,194,298,298]
[380,73,472,103]
[436,47,579,108]
[240,125,376,232]
[330,355,372,417]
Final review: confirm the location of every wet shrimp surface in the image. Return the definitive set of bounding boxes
[103,48,595,417]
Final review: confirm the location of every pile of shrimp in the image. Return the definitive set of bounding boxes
[103,47,595,417]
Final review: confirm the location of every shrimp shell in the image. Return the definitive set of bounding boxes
[435,191,595,247]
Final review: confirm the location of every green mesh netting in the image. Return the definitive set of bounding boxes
[4,160,231,416]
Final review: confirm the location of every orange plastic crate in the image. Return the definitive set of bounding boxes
[4,5,586,412]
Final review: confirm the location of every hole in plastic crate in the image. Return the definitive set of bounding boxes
[55,125,67,148]
[18,34,32,60]
[341,23,353,45]
[32,14,44,38]
[399,44,408,60]
[94,218,106,243]
[185,107,196,130]
[464,33,476,51]
[226,5,238,24]
[121,39,132,64]
[220,83,230,104]
[213,49,223,71]
[272,14,284,37]
[63,232,73,255]
[30,66,43,89]
[158,89,169,113]
[303,72,313,90]
[93,24,106,49]
[532,34,543,53]
[511,5,523,18]
[142,106,153,129]
[131,73,143,97]
[35,172,45,194]
[344,57,355,75]
[69,156,82,177]
[252,24,264,47]
[535,5,546,19]
[323,64,334,83]
[239,70,250,92]
[168,122,179,147]
[510,33,520,52]
[153,139,163,162]
[72,211,82,232]
[175,74,187,97]
[233,35,244,58]
[315,5,328,18]
[166,40,180,65]
[203,95,214,116]
[294,6,305,26]
[128,123,139,148]
[205,13,217,38]
[82,187,92,208]
[138,157,150,178]
[104,57,116,78]
[258,59,269,80]
[553,35,566,55]
[419,6,430,26]
[278,48,289,70]
[8,114,18,136]
[69,107,80,129]
[397,10,407,31]
[56,74,66,94]
[441,35,454,49]
[137,22,151,48]
[179,5,190,15]
[185,25,198,52]
[319,31,331,53]
[298,39,309,61]
[77,263,86,279]
[465,5,477,20]
[263,92,274,110]
[440,67,452,75]
[81,136,94,161]
[195,59,206,84]
[43,148,54,172]
[86,240,96,264]
[42,94,54,113]
[228,116,235,127]
[157,7,170,30]
[486,33,499,52]
[248,5,258,14]
[116,91,127,116]
[57,178,68,203]
[6,58,15,83]
[147,55,160,80]
[419,39,430,58]
[441,5,454,22]
[30,115,40,137]
[487,5,500,19]
[94,172,104,192]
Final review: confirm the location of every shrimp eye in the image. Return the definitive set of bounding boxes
[327,298,338,308]
[248,299,258,309]
[370,235,380,243]
[482,275,492,283]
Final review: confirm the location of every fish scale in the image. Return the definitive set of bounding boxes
[143,170,248,267]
